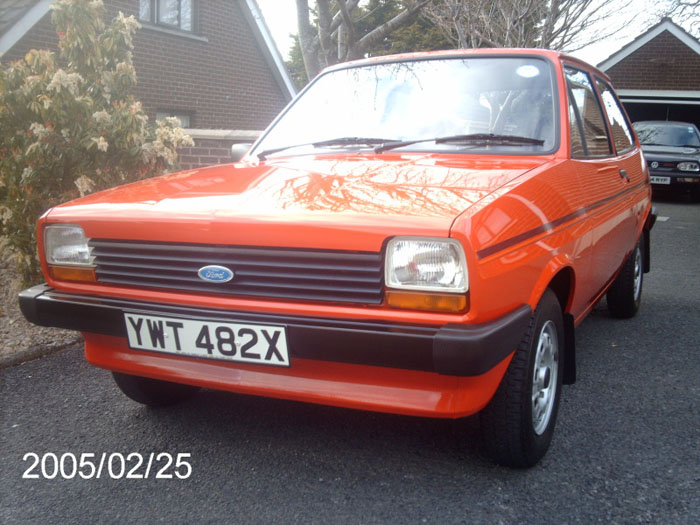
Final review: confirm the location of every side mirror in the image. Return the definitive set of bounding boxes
[231,142,252,162]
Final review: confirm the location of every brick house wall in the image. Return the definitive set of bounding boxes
[2,0,289,131]
[605,30,700,91]
[178,130,260,171]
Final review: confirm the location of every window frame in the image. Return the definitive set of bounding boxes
[139,0,197,34]
[156,110,193,128]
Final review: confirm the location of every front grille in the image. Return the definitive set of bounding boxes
[89,239,384,304]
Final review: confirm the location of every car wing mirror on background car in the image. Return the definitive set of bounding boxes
[231,143,252,162]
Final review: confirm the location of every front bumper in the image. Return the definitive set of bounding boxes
[19,284,531,377]
[649,170,700,191]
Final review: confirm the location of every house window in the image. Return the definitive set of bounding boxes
[156,111,192,128]
[139,0,195,32]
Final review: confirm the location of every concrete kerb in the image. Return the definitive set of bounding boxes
[0,335,82,369]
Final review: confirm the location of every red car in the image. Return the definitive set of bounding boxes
[21,49,655,467]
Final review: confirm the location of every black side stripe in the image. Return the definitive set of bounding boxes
[476,181,647,259]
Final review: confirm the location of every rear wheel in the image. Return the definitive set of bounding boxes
[480,289,564,468]
[112,372,200,407]
[607,238,643,319]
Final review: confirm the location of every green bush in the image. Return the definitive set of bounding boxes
[0,0,193,285]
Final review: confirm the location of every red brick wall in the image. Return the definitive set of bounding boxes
[178,138,238,170]
[606,31,700,90]
[2,1,288,130]
[177,131,260,170]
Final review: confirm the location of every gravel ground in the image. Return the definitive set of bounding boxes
[0,254,79,367]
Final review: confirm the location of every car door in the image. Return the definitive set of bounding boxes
[564,65,638,302]
[594,75,648,223]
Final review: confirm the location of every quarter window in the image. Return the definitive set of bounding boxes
[568,98,586,158]
[564,67,612,158]
[595,78,634,154]
[139,0,194,32]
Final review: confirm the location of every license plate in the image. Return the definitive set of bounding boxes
[124,313,289,367]
[650,176,670,185]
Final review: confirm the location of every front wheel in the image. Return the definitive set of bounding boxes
[112,372,200,407]
[479,289,564,468]
[607,238,643,319]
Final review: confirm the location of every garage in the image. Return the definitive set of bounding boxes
[598,18,700,129]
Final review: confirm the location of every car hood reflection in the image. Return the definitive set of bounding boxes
[50,155,547,250]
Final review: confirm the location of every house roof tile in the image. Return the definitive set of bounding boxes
[0,0,39,37]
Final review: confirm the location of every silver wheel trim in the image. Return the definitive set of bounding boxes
[633,246,642,301]
[532,320,559,436]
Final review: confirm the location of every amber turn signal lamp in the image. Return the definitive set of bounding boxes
[386,290,468,313]
[48,265,97,283]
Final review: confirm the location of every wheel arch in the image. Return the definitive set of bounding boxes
[532,263,577,385]
[642,207,655,274]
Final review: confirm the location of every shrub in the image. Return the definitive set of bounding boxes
[0,0,194,285]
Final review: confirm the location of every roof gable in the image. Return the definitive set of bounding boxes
[0,0,36,36]
[0,0,51,55]
[598,18,700,71]
[0,0,294,98]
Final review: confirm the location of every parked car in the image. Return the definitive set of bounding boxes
[20,49,655,468]
[633,120,700,198]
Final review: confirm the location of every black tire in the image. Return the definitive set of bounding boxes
[479,289,564,468]
[606,237,643,319]
[112,372,200,407]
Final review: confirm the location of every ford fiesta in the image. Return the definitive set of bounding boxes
[20,49,655,467]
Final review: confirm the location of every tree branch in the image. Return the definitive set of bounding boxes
[296,0,321,79]
[335,0,355,61]
[354,0,431,57]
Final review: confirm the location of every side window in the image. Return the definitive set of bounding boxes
[595,78,634,154]
[564,67,612,158]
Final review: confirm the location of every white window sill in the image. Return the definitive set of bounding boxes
[140,22,208,43]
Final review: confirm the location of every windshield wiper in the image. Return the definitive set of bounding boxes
[436,133,545,145]
[375,133,545,153]
[312,136,394,148]
[642,142,699,148]
[256,136,396,160]
[258,134,545,159]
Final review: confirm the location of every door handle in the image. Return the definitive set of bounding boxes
[619,169,630,182]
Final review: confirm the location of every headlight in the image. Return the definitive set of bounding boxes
[385,237,468,292]
[678,161,699,172]
[44,224,93,266]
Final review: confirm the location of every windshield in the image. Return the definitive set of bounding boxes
[251,56,557,158]
[634,122,700,147]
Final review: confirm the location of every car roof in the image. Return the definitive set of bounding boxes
[320,48,611,82]
[634,121,698,127]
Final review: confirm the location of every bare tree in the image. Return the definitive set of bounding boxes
[657,0,700,34]
[295,0,430,80]
[423,0,640,53]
